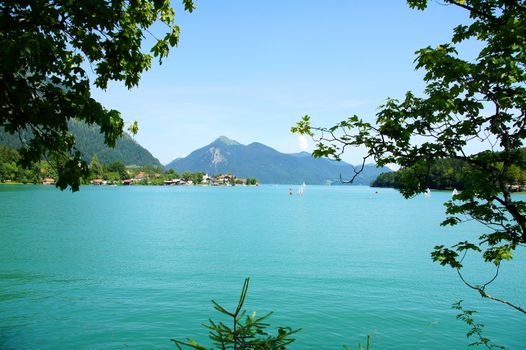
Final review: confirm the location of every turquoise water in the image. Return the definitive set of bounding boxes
[0,185,524,349]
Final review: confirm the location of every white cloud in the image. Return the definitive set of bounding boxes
[297,135,309,152]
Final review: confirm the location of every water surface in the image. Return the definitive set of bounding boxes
[0,185,524,349]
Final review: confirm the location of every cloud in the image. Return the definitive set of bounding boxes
[297,135,309,152]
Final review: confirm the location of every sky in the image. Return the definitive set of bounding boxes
[90,1,476,165]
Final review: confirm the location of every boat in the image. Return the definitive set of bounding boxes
[452,188,458,197]
[297,182,306,195]
[424,188,431,198]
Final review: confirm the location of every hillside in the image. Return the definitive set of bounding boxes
[372,151,526,191]
[166,136,390,185]
[0,120,161,166]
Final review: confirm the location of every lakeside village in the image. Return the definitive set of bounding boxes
[42,168,259,187]
[0,147,258,187]
[94,172,258,187]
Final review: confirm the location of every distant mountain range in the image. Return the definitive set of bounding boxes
[166,136,390,185]
[0,120,161,167]
[0,125,390,184]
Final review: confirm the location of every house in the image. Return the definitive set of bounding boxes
[135,171,147,180]
[164,178,187,186]
[91,179,105,185]
[201,174,211,184]
[216,174,236,184]
[42,178,55,185]
[209,176,219,186]
[508,184,526,192]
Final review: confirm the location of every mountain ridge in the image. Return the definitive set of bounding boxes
[0,120,161,167]
[166,136,390,185]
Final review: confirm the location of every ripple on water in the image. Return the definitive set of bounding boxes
[0,186,524,350]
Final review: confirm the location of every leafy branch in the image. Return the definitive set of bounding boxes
[453,301,507,349]
[292,0,526,315]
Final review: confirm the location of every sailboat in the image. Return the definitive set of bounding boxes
[424,188,431,198]
[452,188,459,197]
[297,182,306,195]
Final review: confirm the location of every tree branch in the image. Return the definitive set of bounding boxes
[478,289,526,315]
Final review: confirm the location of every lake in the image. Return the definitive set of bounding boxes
[0,185,524,349]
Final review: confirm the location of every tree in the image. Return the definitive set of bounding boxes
[0,0,195,191]
[0,145,20,181]
[166,168,179,179]
[372,158,468,190]
[246,178,258,186]
[190,171,204,185]
[293,0,526,315]
[105,160,127,180]
[89,154,104,179]
[172,278,300,350]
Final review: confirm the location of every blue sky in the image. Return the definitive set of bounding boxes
[91,1,475,165]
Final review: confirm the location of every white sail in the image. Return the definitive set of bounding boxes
[424,188,431,198]
[298,182,306,195]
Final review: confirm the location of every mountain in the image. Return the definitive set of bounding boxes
[165,136,390,185]
[0,120,161,166]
